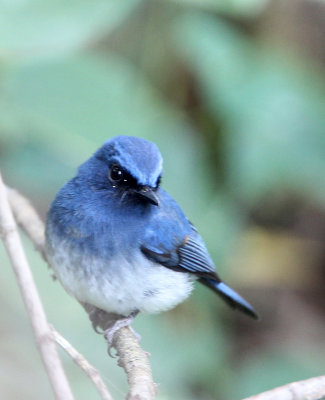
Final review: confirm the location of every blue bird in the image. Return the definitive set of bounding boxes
[46,136,257,338]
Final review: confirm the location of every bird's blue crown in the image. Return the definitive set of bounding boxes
[91,136,163,188]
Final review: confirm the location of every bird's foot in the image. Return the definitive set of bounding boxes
[104,310,140,357]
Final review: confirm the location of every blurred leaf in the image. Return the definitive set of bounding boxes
[0,0,140,61]
[1,4,325,400]
[228,227,322,287]
[168,0,269,16]
[174,14,325,206]
[3,54,175,157]
[199,193,246,274]
[1,53,219,223]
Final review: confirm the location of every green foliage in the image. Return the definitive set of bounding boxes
[1,1,325,399]
[174,14,325,205]
[0,0,140,60]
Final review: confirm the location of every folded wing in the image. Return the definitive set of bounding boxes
[141,223,258,319]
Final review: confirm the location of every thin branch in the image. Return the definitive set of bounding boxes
[0,172,74,400]
[113,327,157,400]
[6,186,47,260]
[242,375,325,400]
[6,184,157,400]
[51,326,113,400]
[5,181,324,400]
[82,303,157,400]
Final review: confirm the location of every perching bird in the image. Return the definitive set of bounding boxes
[46,136,257,338]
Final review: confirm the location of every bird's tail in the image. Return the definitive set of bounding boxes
[200,278,259,319]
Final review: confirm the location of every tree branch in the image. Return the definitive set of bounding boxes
[0,172,74,400]
[51,326,113,400]
[242,375,325,400]
[6,186,47,260]
[3,178,324,400]
[5,182,157,400]
[113,327,157,400]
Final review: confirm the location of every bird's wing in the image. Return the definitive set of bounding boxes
[141,221,219,280]
[140,202,258,319]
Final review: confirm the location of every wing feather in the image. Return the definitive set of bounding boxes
[141,226,219,279]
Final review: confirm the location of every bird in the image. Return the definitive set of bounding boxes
[46,136,258,340]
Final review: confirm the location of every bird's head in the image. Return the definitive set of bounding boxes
[78,136,163,207]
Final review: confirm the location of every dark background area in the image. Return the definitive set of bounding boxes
[1,0,325,399]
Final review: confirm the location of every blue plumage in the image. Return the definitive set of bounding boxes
[46,136,257,320]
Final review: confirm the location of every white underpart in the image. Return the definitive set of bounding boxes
[46,234,195,316]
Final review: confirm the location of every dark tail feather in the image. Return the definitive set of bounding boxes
[200,278,259,320]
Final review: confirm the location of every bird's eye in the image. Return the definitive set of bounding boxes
[109,165,124,182]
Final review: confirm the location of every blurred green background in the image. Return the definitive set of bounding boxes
[1,0,325,399]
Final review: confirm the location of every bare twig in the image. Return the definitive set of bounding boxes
[4,181,324,400]
[0,172,74,400]
[51,326,113,400]
[242,375,325,400]
[6,186,46,260]
[82,304,157,400]
[6,183,157,400]
[113,327,157,400]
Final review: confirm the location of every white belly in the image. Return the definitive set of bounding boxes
[46,236,194,316]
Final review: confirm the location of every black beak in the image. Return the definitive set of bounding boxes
[135,186,160,206]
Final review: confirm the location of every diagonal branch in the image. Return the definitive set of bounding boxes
[51,326,113,400]
[6,186,47,260]
[5,182,157,400]
[242,375,325,400]
[4,178,324,400]
[0,172,74,400]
